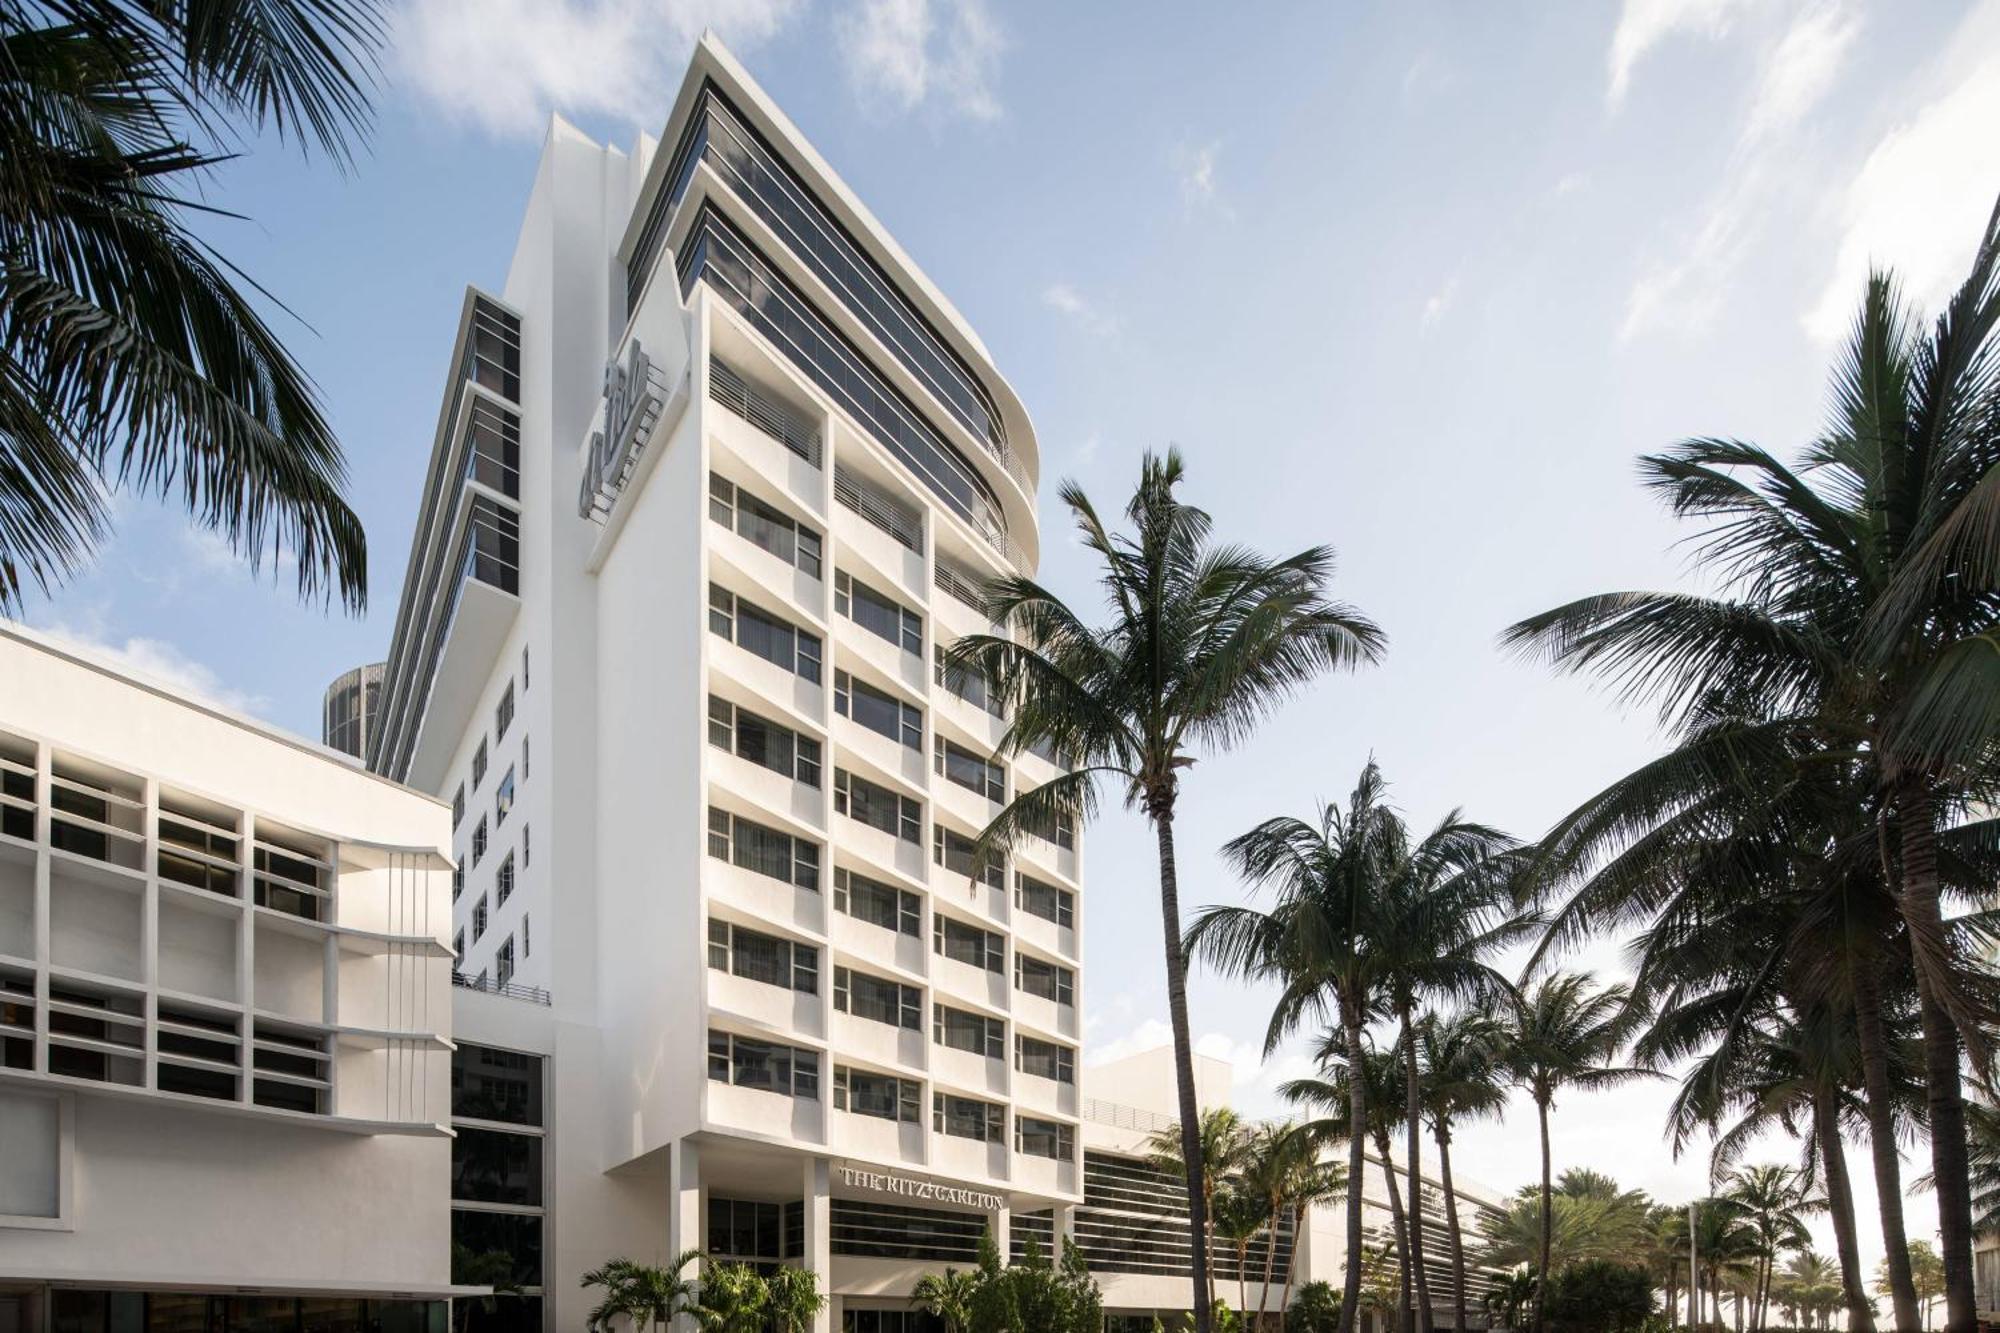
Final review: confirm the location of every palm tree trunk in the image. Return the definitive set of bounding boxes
[1152,800,1214,1333]
[1815,1086,1877,1333]
[1401,1012,1435,1333]
[1375,1127,1414,1332]
[1258,1192,1281,1327]
[1899,791,1977,1333]
[1341,1004,1370,1333]
[1531,1098,1552,1333]
[1434,1119,1468,1333]
[1855,932,1921,1332]
[1239,1238,1251,1317]
[1280,1203,1303,1321]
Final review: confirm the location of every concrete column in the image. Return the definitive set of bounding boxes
[669,1137,702,1284]
[803,1156,832,1333]
[1052,1202,1075,1252]
[991,1204,1011,1264]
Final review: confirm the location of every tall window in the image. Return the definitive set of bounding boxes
[709,474,822,578]
[496,852,515,905]
[934,1092,1004,1143]
[452,863,464,901]
[934,1004,1004,1059]
[933,826,1003,889]
[707,807,821,891]
[834,1067,919,1122]
[833,966,920,1029]
[495,767,516,824]
[1014,953,1073,1007]
[934,914,1003,972]
[1016,1035,1075,1084]
[452,1042,545,1324]
[708,919,818,993]
[472,893,489,940]
[472,737,488,789]
[834,769,920,843]
[935,737,1004,802]
[452,784,465,829]
[708,1030,819,1100]
[709,585,822,683]
[835,571,922,656]
[472,816,488,867]
[833,867,919,936]
[496,681,515,740]
[1015,873,1074,930]
[496,935,515,986]
[708,696,821,786]
[834,672,921,749]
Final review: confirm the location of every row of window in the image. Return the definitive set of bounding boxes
[706,913,1076,1007]
[705,1028,1074,1152]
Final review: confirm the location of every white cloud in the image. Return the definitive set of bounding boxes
[1803,15,2000,341]
[1620,1,1858,339]
[1606,0,1760,109]
[835,0,1005,122]
[1419,275,1459,334]
[1086,1018,1174,1068]
[390,0,803,139]
[1171,140,1227,214]
[1042,282,1119,338]
[31,621,270,717]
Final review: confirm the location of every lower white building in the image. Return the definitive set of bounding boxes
[0,624,458,1333]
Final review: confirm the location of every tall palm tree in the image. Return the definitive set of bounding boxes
[1148,1105,1253,1312]
[950,448,1384,1333]
[580,1253,702,1333]
[1724,1165,1813,1332]
[1212,1183,1271,1317]
[1,0,379,612]
[1501,973,1646,1333]
[911,1268,978,1333]
[1416,1011,1510,1333]
[1503,198,2000,1333]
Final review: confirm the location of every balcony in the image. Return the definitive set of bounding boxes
[931,1043,1007,1099]
[708,966,824,1042]
[707,1077,826,1144]
[933,1131,1007,1184]
[932,953,1008,1013]
[831,1010,925,1073]
[835,1107,926,1166]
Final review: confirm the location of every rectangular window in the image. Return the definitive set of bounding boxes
[834,769,920,843]
[496,681,515,740]
[472,816,488,868]
[833,966,920,1030]
[707,1030,819,1100]
[496,936,515,986]
[1023,792,1075,851]
[1016,1116,1074,1161]
[495,851,515,905]
[1014,953,1074,1007]
[934,737,1005,803]
[522,735,529,780]
[709,474,823,578]
[833,671,921,749]
[522,914,529,957]
[834,867,919,936]
[934,645,1006,719]
[1015,873,1074,930]
[495,766,516,825]
[707,919,818,994]
[453,929,465,965]
[472,894,488,941]
[933,914,1004,973]
[706,807,821,891]
[472,738,488,789]
[522,824,530,867]
[452,863,464,901]
[708,696,822,787]
[835,571,922,656]
[834,1067,919,1122]
[522,646,529,691]
[933,825,1003,889]
[934,1092,1005,1143]
[934,1004,1005,1059]
[709,584,822,683]
[452,785,466,829]
[1016,1035,1075,1085]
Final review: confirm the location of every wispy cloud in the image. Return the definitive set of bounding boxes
[1170,139,1228,216]
[31,619,270,716]
[1606,0,1760,109]
[1803,3,2000,341]
[1419,275,1459,334]
[1621,1,1859,339]
[1042,282,1119,338]
[835,0,1005,122]
[1400,49,1455,107]
[391,0,804,138]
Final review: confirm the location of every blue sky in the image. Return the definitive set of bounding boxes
[24,0,2000,1269]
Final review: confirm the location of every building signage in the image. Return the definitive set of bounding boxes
[837,1163,1004,1213]
[578,339,664,518]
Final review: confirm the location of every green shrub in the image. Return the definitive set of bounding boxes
[1544,1259,1653,1333]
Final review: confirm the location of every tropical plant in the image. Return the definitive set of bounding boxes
[1287,1281,1343,1333]
[1724,1164,1813,1331]
[1877,1243,1948,1332]
[1237,1120,1344,1323]
[691,1262,768,1333]
[449,1244,521,1333]
[963,1232,1105,1333]
[580,1254,701,1333]
[950,448,1384,1333]
[0,0,379,612]
[1484,1268,1538,1332]
[1417,1010,1511,1333]
[1211,1183,1271,1318]
[912,1267,980,1333]
[1501,974,1648,1333]
[1503,197,2000,1333]
[1542,1260,1653,1333]
[764,1266,826,1333]
[1474,1176,1652,1273]
[1149,1105,1254,1312]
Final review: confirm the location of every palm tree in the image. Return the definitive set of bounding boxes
[1500,974,1646,1333]
[692,1262,769,1333]
[2,0,378,612]
[1236,1120,1344,1325]
[1184,763,1414,1333]
[764,1267,825,1333]
[1417,1011,1510,1333]
[911,1268,978,1333]
[1503,198,2000,1333]
[1685,1201,1763,1332]
[1725,1165,1812,1332]
[1212,1183,1272,1317]
[580,1253,702,1333]
[950,449,1384,1333]
[1148,1105,1254,1312]
[1474,1177,1652,1273]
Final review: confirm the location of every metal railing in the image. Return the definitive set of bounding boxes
[709,357,822,466]
[934,556,991,615]
[834,463,924,552]
[452,970,550,1006]
[1083,1097,1178,1133]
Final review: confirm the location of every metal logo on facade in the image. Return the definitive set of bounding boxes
[837,1163,1004,1213]
[578,339,662,520]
